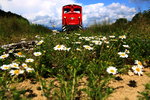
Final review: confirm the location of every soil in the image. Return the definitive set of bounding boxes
[11,78,56,100]
[107,68,150,100]
[11,68,150,100]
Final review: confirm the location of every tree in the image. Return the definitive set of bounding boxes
[114,18,128,25]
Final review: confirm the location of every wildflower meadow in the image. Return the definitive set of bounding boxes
[0,30,149,99]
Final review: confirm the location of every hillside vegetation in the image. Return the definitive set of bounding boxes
[86,9,150,39]
[0,9,51,45]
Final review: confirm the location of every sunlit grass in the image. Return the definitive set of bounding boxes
[0,29,149,99]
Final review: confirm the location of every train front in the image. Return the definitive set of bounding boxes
[62,4,82,31]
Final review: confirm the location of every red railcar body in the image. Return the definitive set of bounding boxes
[62,4,82,31]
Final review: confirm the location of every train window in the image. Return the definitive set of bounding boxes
[64,8,71,13]
[74,8,81,13]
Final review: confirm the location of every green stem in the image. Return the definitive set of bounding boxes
[71,68,76,100]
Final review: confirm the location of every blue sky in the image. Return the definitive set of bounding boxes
[76,0,149,10]
[77,0,130,5]
[0,0,149,28]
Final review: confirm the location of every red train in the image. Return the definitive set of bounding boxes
[62,4,82,31]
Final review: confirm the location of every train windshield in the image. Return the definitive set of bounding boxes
[74,8,81,13]
[64,8,71,13]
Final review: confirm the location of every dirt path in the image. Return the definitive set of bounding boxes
[11,68,150,100]
[107,68,150,100]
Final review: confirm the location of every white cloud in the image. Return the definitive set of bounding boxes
[0,0,78,26]
[83,3,136,26]
[0,0,136,28]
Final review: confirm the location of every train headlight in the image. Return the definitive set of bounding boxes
[64,16,66,18]
[78,17,80,18]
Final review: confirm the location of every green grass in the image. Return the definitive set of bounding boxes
[138,83,150,100]
[0,16,51,45]
[0,30,149,99]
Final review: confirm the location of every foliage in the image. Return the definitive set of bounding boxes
[114,18,128,25]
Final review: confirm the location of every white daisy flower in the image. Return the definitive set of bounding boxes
[33,52,42,56]
[123,45,130,48]
[106,66,117,75]
[35,35,40,39]
[63,47,71,51]
[107,45,110,48]
[89,36,94,39]
[118,52,128,58]
[119,35,126,39]
[22,63,28,68]
[104,40,109,44]
[52,30,59,33]
[0,54,9,59]
[76,48,81,51]
[109,35,115,38]
[135,60,143,68]
[91,40,102,45]
[0,65,10,70]
[26,67,34,73]
[14,52,25,57]
[75,33,81,36]
[85,38,90,41]
[83,45,93,50]
[73,42,81,44]
[132,65,143,76]
[8,49,14,53]
[26,67,34,72]
[79,37,83,40]
[54,45,66,50]
[10,63,19,69]
[9,69,24,75]
[36,40,44,45]
[101,36,107,41]
[25,58,34,63]
[65,37,69,39]
[125,49,130,54]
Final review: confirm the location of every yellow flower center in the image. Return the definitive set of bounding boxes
[4,66,9,69]
[14,70,19,74]
[57,45,61,48]
[28,70,32,72]
[138,62,142,66]
[121,54,125,56]
[14,65,18,67]
[17,52,22,55]
[121,36,125,38]
[125,50,129,52]
[85,46,90,49]
[110,70,115,73]
[2,55,7,58]
[23,65,27,67]
[135,68,141,72]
